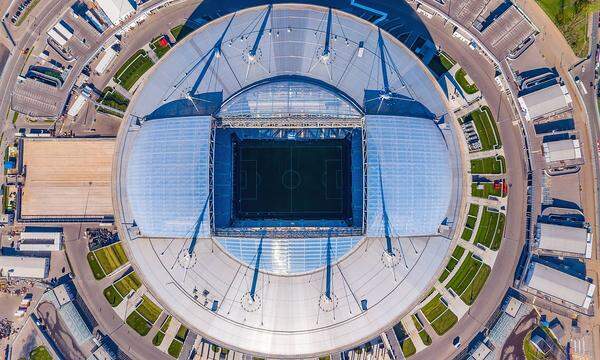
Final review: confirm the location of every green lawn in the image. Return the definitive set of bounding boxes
[153,331,165,346]
[412,314,423,331]
[175,325,188,342]
[439,246,465,283]
[468,203,479,217]
[452,246,465,259]
[471,156,506,174]
[170,24,195,42]
[103,285,124,307]
[29,345,52,360]
[401,337,416,358]
[428,51,456,77]
[113,50,155,91]
[467,106,502,150]
[421,294,447,323]
[150,36,171,59]
[474,107,502,149]
[465,214,477,229]
[126,311,151,336]
[100,87,130,112]
[537,0,600,58]
[136,296,162,324]
[460,264,491,305]
[86,252,106,280]
[471,181,506,198]
[430,310,458,335]
[168,339,184,358]
[446,252,482,296]
[473,208,505,250]
[160,315,172,332]
[93,242,128,276]
[419,330,432,346]
[461,227,473,241]
[114,272,142,297]
[455,68,479,94]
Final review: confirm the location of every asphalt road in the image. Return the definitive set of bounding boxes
[63,225,173,360]
[408,16,527,360]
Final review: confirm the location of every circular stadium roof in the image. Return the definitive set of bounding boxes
[114,4,464,357]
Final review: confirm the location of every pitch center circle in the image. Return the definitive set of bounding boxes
[282,170,301,189]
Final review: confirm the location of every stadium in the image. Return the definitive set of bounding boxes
[113,3,465,357]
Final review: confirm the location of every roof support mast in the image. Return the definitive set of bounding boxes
[322,8,333,61]
[248,5,271,61]
[325,230,332,300]
[377,28,391,95]
[249,236,264,302]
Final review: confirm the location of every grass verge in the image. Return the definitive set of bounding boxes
[93,242,128,276]
[471,156,506,174]
[126,311,151,336]
[86,252,106,280]
[401,337,416,358]
[103,285,124,307]
[114,272,142,297]
[15,0,41,26]
[446,252,482,296]
[473,207,505,250]
[430,310,458,335]
[460,264,491,305]
[153,331,165,346]
[471,181,506,198]
[136,296,162,324]
[421,294,447,323]
[113,50,154,91]
[455,68,479,94]
[100,87,129,112]
[168,339,184,358]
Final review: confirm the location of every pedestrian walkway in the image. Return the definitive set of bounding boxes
[467,195,507,208]
[457,238,497,265]
[158,317,181,353]
[401,316,426,351]
[469,149,504,160]
[434,282,468,317]
[114,285,146,320]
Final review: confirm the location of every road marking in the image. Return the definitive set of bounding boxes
[349,0,388,24]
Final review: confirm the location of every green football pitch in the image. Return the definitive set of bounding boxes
[235,139,351,220]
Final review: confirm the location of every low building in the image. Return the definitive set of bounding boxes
[19,230,63,252]
[47,28,68,47]
[470,342,492,360]
[41,284,93,345]
[53,21,74,41]
[517,82,572,121]
[536,223,592,258]
[0,256,48,279]
[524,262,595,310]
[67,93,88,117]
[95,46,119,75]
[19,138,115,222]
[94,0,136,25]
[542,139,582,163]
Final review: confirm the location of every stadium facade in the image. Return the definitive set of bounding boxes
[113,4,465,357]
